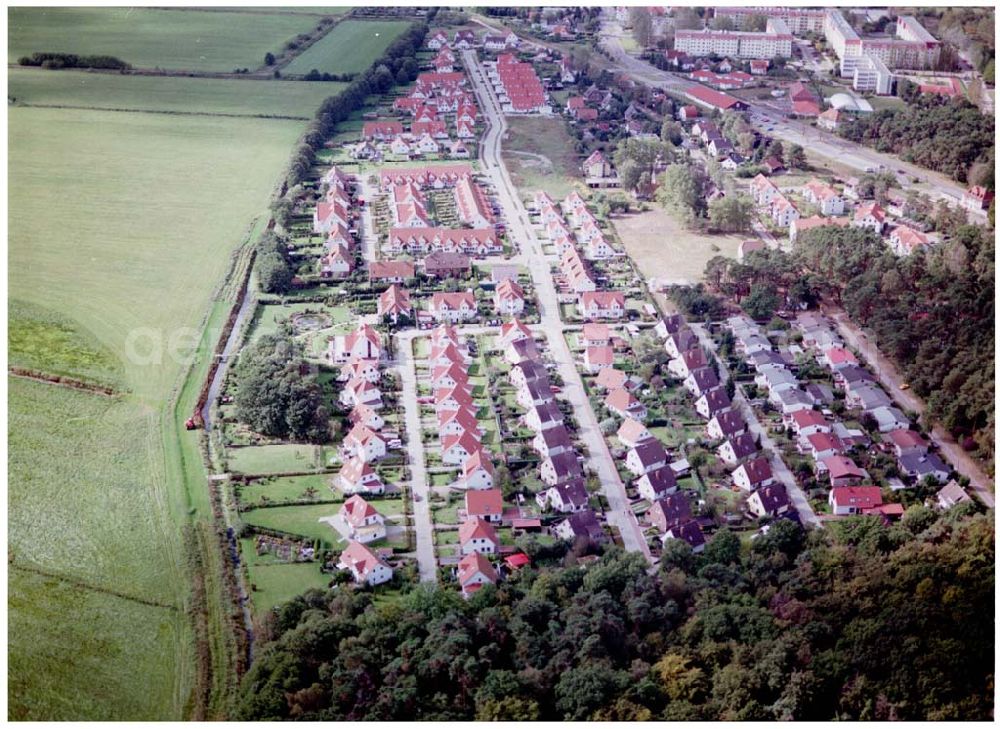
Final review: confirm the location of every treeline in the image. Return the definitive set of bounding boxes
[836,96,994,184]
[704,224,995,459]
[236,509,993,720]
[17,52,130,70]
[277,21,428,190]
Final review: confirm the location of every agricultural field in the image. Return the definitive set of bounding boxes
[611,207,744,285]
[8,68,346,118]
[8,377,190,721]
[283,19,411,75]
[501,115,584,200]
[8,7,318,72]
[7,77,310,716]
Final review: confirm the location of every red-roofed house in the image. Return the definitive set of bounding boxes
[465,488,503,523]
[828,486,882,515]
[459,517,499,554]
[456,552,497,596]
[578,291,625,320]
[338,540,392,585]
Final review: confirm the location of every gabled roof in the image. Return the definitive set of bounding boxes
[458,516,498,545]
[830,486,882,509]
[457,551,497,587]
[737,456,772,485]
[339,540,390,578]
[341,495,381,527]
[465,488,503,517]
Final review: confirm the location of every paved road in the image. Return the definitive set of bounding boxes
[598,15,984,217]
[823,306,995,508]
[691,323,822,528]
[394,330,438,582]
[464,49,652,561]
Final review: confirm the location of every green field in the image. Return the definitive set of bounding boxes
[228,444,321,475]
[238,473,336,506]
[242,504,348,546]
[8,7,318,71]
[240,539,332,614]
[502,116,584,200]
[8,68,346,118]
[7,377,190,720]
[8,94,306,717]
[283,19,410,75]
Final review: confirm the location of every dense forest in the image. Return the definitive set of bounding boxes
[236,508,993,721]
[836,96,994,185]
[702,224,995,463]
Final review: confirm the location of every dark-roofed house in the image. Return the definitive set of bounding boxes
[536,478,590,513]
[898,453,951,483]
[554,509,607,544]
[747,483,791,518]
[732,456,774,491]
[717,433,757,465]
[532,424,573,459]
[625,438,669,477]
[662,519,705,553]
[636,466,678,502]
[683,366,720,396]
[695,386,732,419]
[648,493,692,533]
[707,410,747,440]
[539,451,584,486]
[423,251,472,279]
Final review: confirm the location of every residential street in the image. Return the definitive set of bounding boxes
[393,330,439,582]
[691,323,822,528]
[464,50,652,561]
[823,306,995,508]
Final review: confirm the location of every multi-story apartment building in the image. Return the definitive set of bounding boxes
[675,28,792,59]
[713,7,826,35]
[825,10,940,77]
[852,53,894,94]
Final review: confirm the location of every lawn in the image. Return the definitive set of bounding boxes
[8,100,305,716]
[8,377,190,720]
[228,444,321,475]
[242,503,348,547]
[611,207,744,285]
[240,539,332,614]
[283,19,411,76]
[501,115,583,200]
[8,7,318,71]
[8,68,346,118]
[238,473,336,506]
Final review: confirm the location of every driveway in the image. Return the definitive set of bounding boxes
[464,49,652,561]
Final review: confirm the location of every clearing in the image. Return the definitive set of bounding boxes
[283,19,412,76]
[501,115,583,200]
[8,68,346,118]
[8,7,318,72]
[611,206,744,285]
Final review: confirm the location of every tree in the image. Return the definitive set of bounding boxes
[234,334,330,442]
[672,7,701,30]
[709,16,735,31]
[264,51,276,66]
[787,143,807,169]
[708,193,754,233]
[629,7,653,48]
[653,653,707,702]
[741,284,781,320]
[744,13,768,31]
[372,63,394,93]
[258,252,294,294]
[657,164,706,223]
[660,119,683,146]
[613,137,671,192]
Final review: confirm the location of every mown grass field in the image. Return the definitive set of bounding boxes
[8,91,308,717]
[283,19,410,75]
[228,444,321,475]
[241,504,348,546]
[8,7,318,71]
[8,68,346,118]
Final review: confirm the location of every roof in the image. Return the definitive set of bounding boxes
[457,551,497,587]
[617,417,650,444]
[339,540,389,578]
[544,452,583,481]
[649,493,692,530]
[722,432,757,460]
[605,387,641,413]
[830,486,882,509]
[639,465,677,494]
[711,410,746,436]
[630,438,668,468]
[737,456,772,485]
[595,367,628,390]
[458,516,498,545]
[547,479,589,508]
[752,483,790,514]
[558,509,604,541]
[684,85,742,111]
[822,456,865,480]
[887,429,928,450]
[791,409,827,429]
[341,495,381,527]
[462,449,495,477]
[465,489,503,517]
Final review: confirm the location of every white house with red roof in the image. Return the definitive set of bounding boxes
[349,402,384,432]
[461,450,495,490]
[378,284,412,324]
[456,552,497,596]
[465,488,504,523]
[459,516,498,554]
[338,456,385,496]
[343,424,387,463]
[429,292,477,323]
[338,541,392,586]
[578,291,625,320]
[339,495,386,543]
[802,178,845,215]
[605,387,647,421]
[828,486,882,516]
[441,431,482,466]
[494,279,525,315]
[889,225,931,256]
[853,202,887,234]
[329,323,381,363]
